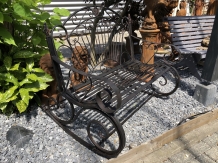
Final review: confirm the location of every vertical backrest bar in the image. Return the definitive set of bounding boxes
[44,24,66,92]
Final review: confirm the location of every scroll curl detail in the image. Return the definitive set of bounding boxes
[96,89,116,114]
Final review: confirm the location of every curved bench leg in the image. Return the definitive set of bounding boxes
[42,95,126,158]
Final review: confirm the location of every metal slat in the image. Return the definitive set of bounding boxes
[171,34,210,42]
[168,18,215,25]
[171,30,212,37]
[173,40,203,46]
[170,26,213,33]
[180,48,207,53]
[166,15,215,21]
[176,43,204,49]
[169,22,214,29]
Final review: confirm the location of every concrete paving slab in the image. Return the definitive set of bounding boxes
[197,154,216,163]
[205,146,218,161]
[187,141,211,157]
[168,150,197,163]
[202,132,218,147]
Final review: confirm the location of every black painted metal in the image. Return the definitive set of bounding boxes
[43,5,180,158]
[202,10,218,82]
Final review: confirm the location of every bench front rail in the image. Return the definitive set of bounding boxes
[43,6,180,158]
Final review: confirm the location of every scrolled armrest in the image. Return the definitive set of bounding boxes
[52,56,122,113]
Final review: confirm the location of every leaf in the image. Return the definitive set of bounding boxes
[0,66,6,72]
[32,68,45,73]
[57,51,64,60]
[14,99,28,113]
[1,86,18,103]
[19,88,29,105]
[53,8,70,16]
[19,78,32,86]
[0,73,6,80]
[13,3,26,18]
[38,48,49,56]
[20,68,28,73]
[13,23,28,32]
[24,81,49,92]
[22,0,35,7]
[26,74,38,81]
[10,70,27,81]
[3,56,12,70]
[0,103,7,112]
[5,73,19,86]
[1,0,8,4]
[36,73,53,82]
[29,92,34,100]
[0,73,19,86]
[40,0,51,5]
[14,50,35,59]
[3,90,18,103]
[54,40,62,49]
[26,58,34,72]
[2,102,14,115]
[3,14,12,23]
[13,3,33,20]
[10,63,20,71]
[32,35,41,45]
[0,26,16,46]
[0,12,3,23]
[38,82,49,91]
[38,12,50,21]
[50,15,62,25]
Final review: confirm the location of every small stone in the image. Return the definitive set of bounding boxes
[39,144,43,150]
[25,147,31,154]
[129,143,137,149]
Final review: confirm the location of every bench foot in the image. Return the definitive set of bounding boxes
[173,54,202,81]
[41,95,126,158]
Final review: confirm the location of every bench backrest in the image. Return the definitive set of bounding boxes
[166,15,215,50]
[44,6,133,92]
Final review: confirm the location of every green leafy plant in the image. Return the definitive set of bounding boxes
[0,0,70,114]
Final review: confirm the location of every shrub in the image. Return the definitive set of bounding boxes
[0,0,69,114]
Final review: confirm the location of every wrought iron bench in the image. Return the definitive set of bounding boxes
[43,6,180,158]
[165,15,215,81]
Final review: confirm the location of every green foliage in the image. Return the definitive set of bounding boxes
[0,0,69,114]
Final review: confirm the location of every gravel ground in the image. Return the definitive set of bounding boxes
[1,58,218,163]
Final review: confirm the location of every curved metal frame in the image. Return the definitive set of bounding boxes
[43,5,180,158]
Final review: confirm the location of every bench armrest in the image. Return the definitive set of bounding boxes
[52,56,122,113]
